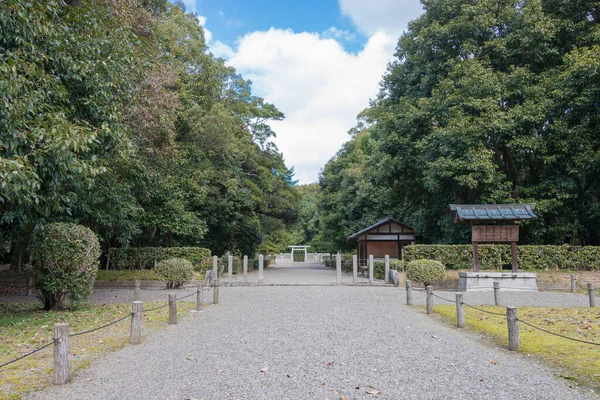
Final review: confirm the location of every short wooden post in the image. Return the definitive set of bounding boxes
[406,280,413,305]
[456,293,465,328]
[228,255,233,277]
[53,323,70,385]
[571,274,576,293]
[213,282,220,304]
[352,254,358,284]
[384,255,390,284]
[196,284,203,311]
[368,255,374,284]
[588,283,597,308]
[168,294,177,325]
[27,276,33,297]
[426,286,433,314]
[133,279,141,301]
[212,256,218,280]
[130,301,142,344]
[493,282,500,306]
[506,306,519,350]
[336,253,342,285]
[243,255,248,283]
[258,254,264,284]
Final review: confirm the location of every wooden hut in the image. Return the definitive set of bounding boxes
[346,216,416,266]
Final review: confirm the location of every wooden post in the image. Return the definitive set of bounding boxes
[133,279,141,301]
[243,255,248,284]
[384,255,390,284]
[212,256,218,280]
[472,241,480,272]
[352,254,358,284]
[258,254,264,284]
[506,306,520,350]
[368,255,374,284]
[53,323,70,385]
[493,282,500,306]
[456,293,465,328]
[571,274,576,293]
[168,294,177,325]
[511,241,518,273]
[196,284,203,311]
[406,280,413,305]
[130,301,142,344]
[588,283,597,308]
[27,276,33,297]
[228,255,233,278]
[426,286,433,314]
[213,282,219,304]
[335,254,342,285]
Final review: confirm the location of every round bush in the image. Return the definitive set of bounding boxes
[29,223,100,310]
[155,258,194,288]
[405,259,446,287]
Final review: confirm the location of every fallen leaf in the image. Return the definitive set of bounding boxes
[355,386,360,390]
[367,389,381,395]
[260,366,269,373]
[491,360,498,365]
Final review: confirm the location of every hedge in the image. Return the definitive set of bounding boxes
[323,255,403,280]
[109,247,211,271]
[404,244,600,271]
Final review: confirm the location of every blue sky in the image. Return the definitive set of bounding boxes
[193,0,368,53]
[181,0,425,183]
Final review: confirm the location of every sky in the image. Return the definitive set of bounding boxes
[182,0,425,184]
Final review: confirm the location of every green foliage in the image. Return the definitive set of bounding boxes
[154,258,194,288]
[317,0,600,248]
[29,223,100,310]
[405,260,446,287]
[404,244,600,271]
[109,247,211,271]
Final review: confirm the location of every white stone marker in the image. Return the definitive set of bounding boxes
[258,254,264,284]
[336,253,342,285]
[227,255,233,278]
[384,255,390,284]
[243,255,248,283]
[352,254,358,284]
[368,255,374,284]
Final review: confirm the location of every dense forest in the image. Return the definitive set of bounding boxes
[2,0,600,264]
[1,0,299,269]
[313,0,600,251]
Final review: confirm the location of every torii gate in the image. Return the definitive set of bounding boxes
[288,245,310,263]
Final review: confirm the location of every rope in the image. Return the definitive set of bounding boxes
[431,293,456,303]
[144,303,169,313]
[70,313,132,337]
[462,303,506,317]
[0,341,53,370]
[176,290,198,301]
[517,319,600,346]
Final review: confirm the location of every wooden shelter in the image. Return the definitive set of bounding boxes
[346,216,416,266]
[450,204,537,272]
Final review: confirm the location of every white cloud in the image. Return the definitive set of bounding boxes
[226,28,397,183]
[339,0,423,36]
[321,27,356,42]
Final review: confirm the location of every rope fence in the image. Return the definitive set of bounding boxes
[404,280,600,351]
[0,282,220,383]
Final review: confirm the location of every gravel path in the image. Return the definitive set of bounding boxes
[29,282,598,399]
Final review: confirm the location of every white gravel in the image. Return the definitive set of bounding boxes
[29,281,598,399]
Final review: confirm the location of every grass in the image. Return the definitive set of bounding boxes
[0,299,199,399]
[434,304,600,390]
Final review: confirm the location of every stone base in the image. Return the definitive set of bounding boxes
[458,272,538,292]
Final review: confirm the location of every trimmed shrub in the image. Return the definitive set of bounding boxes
[405,259,446,287]
[155,258,194,288]
[109,247,211,271]
[29,223,100,310]
[404,244,600,271]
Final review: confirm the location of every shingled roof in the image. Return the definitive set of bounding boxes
[449,204,537,221]
[346,216,414,241]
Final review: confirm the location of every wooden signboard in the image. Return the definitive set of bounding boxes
[472,225,519,243]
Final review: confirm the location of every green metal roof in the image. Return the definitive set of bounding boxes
[450,204,537,221]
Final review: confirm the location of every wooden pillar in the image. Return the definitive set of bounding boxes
[258,254,264,284]
[426,286,433,314]
[472,241,480,272]
[243,255,248,284]
[196,284,203,311]
[352,254,358,284]
[168,294,177,325]
[455,294,465,328]
[336,253,342,285]
[53,323,70,385]
[384,255,390,284]
[130,301,142,344]
[368,255,374,284]
[406,280,413,305]
[227,255,233,277]
[511,241,518,273]
[506,306,520,350]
